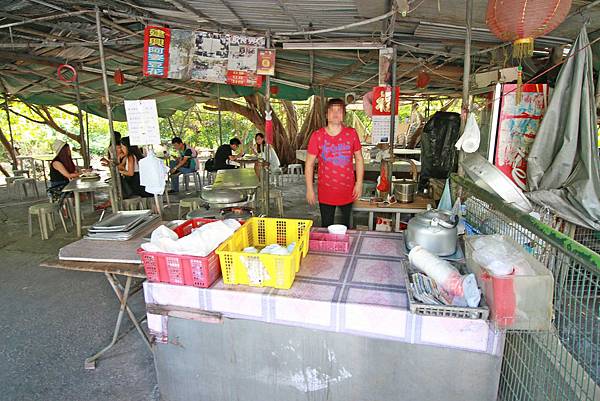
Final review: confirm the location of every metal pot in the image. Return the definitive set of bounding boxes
[392,159,418,203]
[200,188,251,209]
[405,209,458,256]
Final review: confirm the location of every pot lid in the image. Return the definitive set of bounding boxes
[411,209,455,226]
[201,188,246,204]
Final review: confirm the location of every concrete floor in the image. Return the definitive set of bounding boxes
[0,175,364,401]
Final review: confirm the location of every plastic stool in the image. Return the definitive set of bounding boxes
[28,203,67,240]
[270,167,284,187]
[269,189,284,217]
[179,171,202,192]
[286,163,303,182]
[178,197,203,218]
[15,178,39,199]
[122,196,145,211]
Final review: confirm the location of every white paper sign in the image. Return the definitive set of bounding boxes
[124,99,161,145]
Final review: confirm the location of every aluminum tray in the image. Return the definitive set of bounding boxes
[461,153,532,213]
[86,214,159,240]
[89,210,152,232]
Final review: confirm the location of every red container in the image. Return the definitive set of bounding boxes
[309,232,350,254]
[481,271,517,328]
[139,218,222,288]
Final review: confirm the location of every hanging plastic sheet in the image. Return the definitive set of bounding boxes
[527,27,600,230]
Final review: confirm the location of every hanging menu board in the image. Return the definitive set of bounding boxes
[124,99,161,146]
[144,27,266,87]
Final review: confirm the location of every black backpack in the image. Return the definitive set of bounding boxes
[204,158,215,172]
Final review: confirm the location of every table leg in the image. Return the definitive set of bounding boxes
[109,188,118,213]
[368,212,374,230]
[395,212,401,232]
[84,274,142,369]
[74,192,81,237]
[105,273,151,351]
[42,160,48,189]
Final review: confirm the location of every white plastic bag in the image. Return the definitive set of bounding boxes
[455,114,480,153]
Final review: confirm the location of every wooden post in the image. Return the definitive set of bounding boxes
[217,85,223,146]
[74,76,89,168]
[458,0,473,177]
[95,6,121,210]
[387,46,398,189]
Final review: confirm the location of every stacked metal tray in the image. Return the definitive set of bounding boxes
[86,210,159,240]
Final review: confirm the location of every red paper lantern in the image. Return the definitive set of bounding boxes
[114,69,125,86]
[416,71,430,89]
[486,0,572,58]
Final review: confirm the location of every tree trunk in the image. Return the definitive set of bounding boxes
[0,126,16,175]
[298,96,326,149]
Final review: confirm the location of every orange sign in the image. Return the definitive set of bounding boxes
[257,49,275,75]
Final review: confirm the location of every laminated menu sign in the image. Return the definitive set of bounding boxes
[124,100,161,146]
[143,26,170,77]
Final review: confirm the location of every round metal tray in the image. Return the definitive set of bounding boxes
[461,153,532,212]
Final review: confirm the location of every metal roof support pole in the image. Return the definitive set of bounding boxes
[387,46,398,189]
[217,85,223,146]
[458,0,473,177]
[263,33,271,217]
[3,94,16,169]
[74,77,89,168]
[85,111,90,167]
[95,6,121,210]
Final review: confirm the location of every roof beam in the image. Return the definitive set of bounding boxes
[316,50,378,85]
[216,0,247,29]
[275,0,303,32]
[163,0,222,27]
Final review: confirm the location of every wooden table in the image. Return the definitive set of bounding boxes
[62,178,116,237]
[40,258,150,369]
[352,195,433,231]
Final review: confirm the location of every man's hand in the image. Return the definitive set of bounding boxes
[306,187,316,206]
[352,181,363,201]
[169,168,177,174]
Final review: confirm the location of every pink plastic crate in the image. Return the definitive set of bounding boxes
[309,232,350,253]
[138,218,222,288]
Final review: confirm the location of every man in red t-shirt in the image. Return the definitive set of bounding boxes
[305,98,364,227]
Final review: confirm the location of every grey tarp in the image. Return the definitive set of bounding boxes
[527,26,600,230]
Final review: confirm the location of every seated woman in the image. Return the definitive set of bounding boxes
[50,140,79,189]
[252,133,280,179]
[119,137,152,198]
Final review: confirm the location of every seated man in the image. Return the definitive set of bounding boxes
[214,138,243,171]
[169,136,196,193]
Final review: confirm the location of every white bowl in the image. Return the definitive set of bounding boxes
[328,224,347,235]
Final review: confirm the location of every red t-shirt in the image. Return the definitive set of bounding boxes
[307,126,362,206]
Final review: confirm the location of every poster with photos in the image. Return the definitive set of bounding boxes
[190,32,230,83]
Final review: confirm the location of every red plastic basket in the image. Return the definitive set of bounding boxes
[309,232,350,254]
[139,218,223,288]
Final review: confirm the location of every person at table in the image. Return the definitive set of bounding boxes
[305,98,364,228]
[214,138,243,171]
[100,131,124,168]
[168,137,197,193]
[118,137,152,199]
[252,133,281,178]
[49,139,80,189]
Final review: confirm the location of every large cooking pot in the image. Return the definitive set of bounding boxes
[405,209,458,256]
[392,159,418,203]
[201,188,249,208]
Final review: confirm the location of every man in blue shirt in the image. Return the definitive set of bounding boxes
[169,137,196,193]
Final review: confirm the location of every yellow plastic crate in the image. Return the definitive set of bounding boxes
[216,217,313,289]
